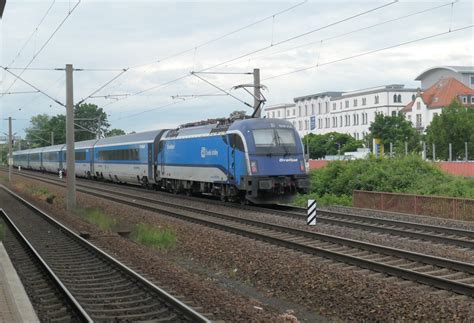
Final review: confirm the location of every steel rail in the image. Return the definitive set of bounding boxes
[5,172,473,296]
[10,169,474,249]
[0,184,211,323]
[0,208,93,323]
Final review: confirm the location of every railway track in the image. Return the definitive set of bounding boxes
[5,170,474,297]
[7,168,474,250]
[0,184,210,322]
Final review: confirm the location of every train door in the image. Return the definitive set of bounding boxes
[159,141,165,175]
[147,143,153,180]
[228,134,237,182]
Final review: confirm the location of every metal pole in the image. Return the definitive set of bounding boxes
[405,141,408,156]
[96,116,101,139]
[465,142,468,161]
[8,117,12,182]
[422,141,426,160]
[253,68,261,118]
[449,143,452,161]
[65,64,76,210]
[432,143,436,161]
[389,142,393,157]
[51,131,54,145]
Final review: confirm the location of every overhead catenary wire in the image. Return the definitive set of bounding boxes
[0,66,65,107]
[191,72,252,107]
[264,25,474,81]
[126,0,309,70]
[224,1,458,67]
[1,0,81,98]
[6,0,56,68]
[100,1,397,111]
[76,68,129,105]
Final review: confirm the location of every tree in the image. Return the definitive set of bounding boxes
[425,99,474,160]
[106,129,126,137]
[368,113,420,154]
[74,103,110,141]
[302,132,364,159]
[25,114,54,148]
[24,103,125,147]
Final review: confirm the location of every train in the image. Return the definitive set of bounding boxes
[13,117,310,204]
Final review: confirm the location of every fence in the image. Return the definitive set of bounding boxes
[353,190,474,221]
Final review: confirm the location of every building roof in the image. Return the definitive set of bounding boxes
[264,103,295,111]
[293,91,343,102]
[415,66,474,80]
[401,77,474,112]
[401,100,415,113]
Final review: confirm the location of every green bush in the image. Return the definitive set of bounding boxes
[294,155,474,207]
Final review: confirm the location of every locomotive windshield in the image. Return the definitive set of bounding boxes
[252,128,298,155]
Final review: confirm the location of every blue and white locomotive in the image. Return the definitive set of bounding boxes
[13,117,309,204]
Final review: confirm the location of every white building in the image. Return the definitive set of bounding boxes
[415,66,474,90]
[264,103,296,122]
[293,91,343,137]
[288,85,417,139]
[402,77,474,131]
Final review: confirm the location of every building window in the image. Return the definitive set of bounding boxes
[416,102,421,110]
[277,110,281,117]
[325,102,329,113]
[293,109,295,116]
[333,103,336,110]
[362,98,366,106]
[299,120,303,130]
[433,113,439,118]
[298,107,302,117]
[311,104,315,115]
[471,96,474,104]
[339,102,342,109]
[397,94,401,102]
[318,103,322,114]
[374,95,379,104]
[305,119,308,130]
[462,96,467,104]
[391,111,396,117]
[416,114,422,128]
[334,117,337,127]
[286,110,290,116]
[305,105,308,116]
[345,100,349,108]
[353,99,357,107]
[471,76,474,87]
[272,112,275,118]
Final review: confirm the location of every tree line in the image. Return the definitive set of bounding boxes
[24,103,125,148]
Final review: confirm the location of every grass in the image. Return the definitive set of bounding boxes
[75,208,117,231]
[132,223,176,251]
[23,185,56,203]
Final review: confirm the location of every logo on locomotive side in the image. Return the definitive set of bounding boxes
[201,147,218,158]
[279,158,298,162]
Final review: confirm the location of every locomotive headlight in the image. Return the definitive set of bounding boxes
[250,160,258,173]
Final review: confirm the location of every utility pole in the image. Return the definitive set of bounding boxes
[253,68,261,118]
[449,143,452,161]
[65,64,76,210]
[8,117,12,182]
[96,116,101,139]
[51,131,54,145]
[465,142,468,161]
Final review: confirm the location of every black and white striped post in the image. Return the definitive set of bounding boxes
[307,199,317,225]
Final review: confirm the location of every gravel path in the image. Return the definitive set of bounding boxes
[2,174,474,322]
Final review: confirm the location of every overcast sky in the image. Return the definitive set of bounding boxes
[0,0,472,137]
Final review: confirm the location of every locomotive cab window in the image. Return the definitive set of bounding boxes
[252,128,297,155]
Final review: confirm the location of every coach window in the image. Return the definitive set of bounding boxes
[75,151,86,161]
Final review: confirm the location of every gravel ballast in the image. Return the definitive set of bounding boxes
[2,174,474,322]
